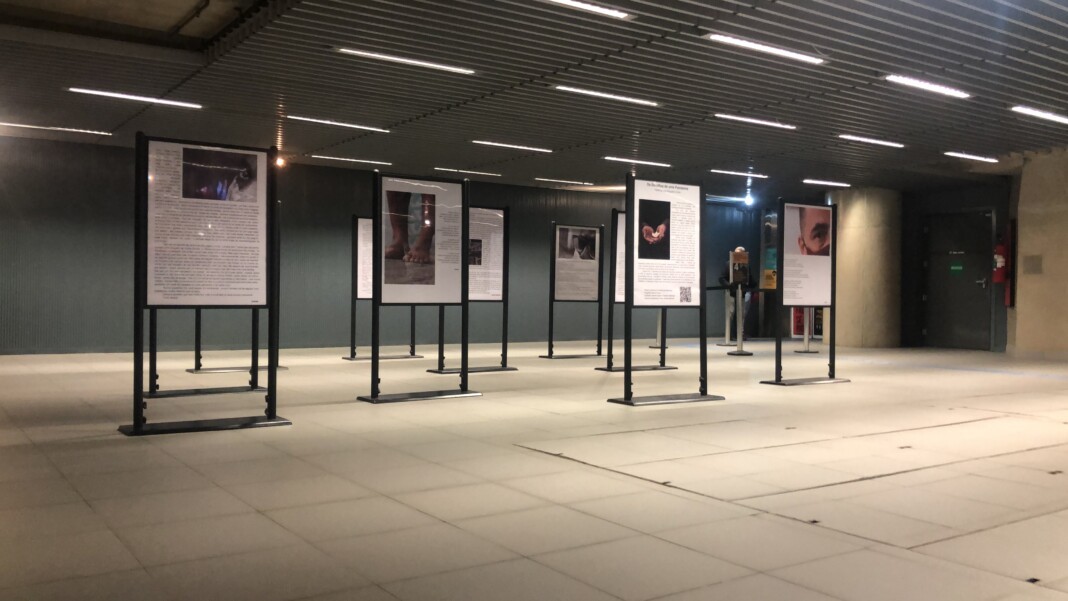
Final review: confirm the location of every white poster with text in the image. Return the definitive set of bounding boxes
[146,141,267,306]
[469,208,505,301]
[632,179,701,307]
[614,211,626,303]
[380,177,463,304]
[554,225,600,301]
[782,203,832,306]
[356,217,373,300]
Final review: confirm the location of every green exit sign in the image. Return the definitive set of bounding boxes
[950,264,964,273]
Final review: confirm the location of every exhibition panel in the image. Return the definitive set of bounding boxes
[540,221,606,359]
[123,133,289,436]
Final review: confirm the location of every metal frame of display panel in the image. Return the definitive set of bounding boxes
[762,198,848,386]
[429,206,517,374]
[358,173,480,403]
[608,174,723,406]
[539,221,605,359]
[122,132,289,435]
[186,308,290,373]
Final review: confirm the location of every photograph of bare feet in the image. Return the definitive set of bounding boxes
[384,190,436,285]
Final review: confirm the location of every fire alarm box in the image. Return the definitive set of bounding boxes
[729,251,750,286]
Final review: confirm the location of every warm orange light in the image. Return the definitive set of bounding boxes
[275,157,286,168]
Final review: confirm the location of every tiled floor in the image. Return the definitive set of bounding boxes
[1,340,1067,600]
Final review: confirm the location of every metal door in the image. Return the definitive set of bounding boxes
[924,211,993,350]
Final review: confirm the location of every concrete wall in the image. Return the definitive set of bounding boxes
[828,188,902,348]
[1010,148,1068,359]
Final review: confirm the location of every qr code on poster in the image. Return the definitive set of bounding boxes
[680,287,691,303]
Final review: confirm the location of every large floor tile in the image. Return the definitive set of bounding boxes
[384,558,619,601]
[395,482,547,521]
[266,497,438,542]
[570,490,753,533]
[115,512,302,566]
[0,530,140,589]
[457,505,637,555]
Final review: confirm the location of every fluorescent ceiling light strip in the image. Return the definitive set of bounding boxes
[707,34,824,65]
[944,151,998,163]
[709,168,768,179]
[535,177,594,185]
[603,156,671,168]
[337,48,474,74]
[838,134,904,148]
[287,115,389,133]
[68,87,201,109]
[546,0,628,19]
[311,155,392,165]
[434,167,502,176]
[714,113,796,130]
[884,75,970,99]
[803,179,850,187]
[473,140,552,153]
[555,86,658,107]
[1011,105,1068,125]
[0,121,111,136]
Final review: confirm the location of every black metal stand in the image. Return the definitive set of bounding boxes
[358,174,480,403]
[124,133,289,435]
[608,175,722,406]
[540,220,605,359]
[762,200,848,387]
[187,308,290,373]
[727,289,753,356]
[597,209,675,373]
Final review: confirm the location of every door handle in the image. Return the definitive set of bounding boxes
[975,277,988,289]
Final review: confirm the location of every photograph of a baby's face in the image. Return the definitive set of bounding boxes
[788,205,831,256]
[557,227,597,260]
[181,148,258,202]
[384,190,436,285]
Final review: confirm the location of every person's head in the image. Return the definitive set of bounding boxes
[734,246,745,253]
[797,208,831,256]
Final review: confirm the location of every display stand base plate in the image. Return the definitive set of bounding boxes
[427,366,518,374]
[145,385,265,399]
[186,366,288,374]
[647,345,669,349]
[727,350,753,356]
[794,350,820,354]
[342,354,424,362]
[715,342,736,347]
[608,393,725,406]
[595,365,678,372]
[538,354,601,360]
[357,389,483,404]
[760,377,850,386]
[119,415,291,436]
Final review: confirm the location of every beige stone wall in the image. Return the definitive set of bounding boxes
[827,188,902,348]
[1010,149,1068,359]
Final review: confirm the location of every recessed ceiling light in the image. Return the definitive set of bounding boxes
[545,0,628,19]
[803,179,850,187]
[944,151,998,163]
[434,167,502,176]
[535,177,594,185]
[707,34,824,65]
[709,169,768,179]
[838,134,905,148]
[311,155,392,165]
[287,115,390,133]
[714,113,796,130]
[0,121,111,136]
[473,140,552,153]
[603,156,671,167]
[1011,105,1068,126]
[68,87,202,109]
[337,48,474,74]
[884,75,970,99]
[554,86,658,107]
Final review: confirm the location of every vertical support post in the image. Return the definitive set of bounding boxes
[723,289,732,345]
[658,308,667,368]
[460,180,470,392]
[409,305,417,357]
[605,209,618,370]
[596,223,605,356]
[774,198,785,383]
[265,146,280,419]
[349,214,358,360]
[546,221,556,358]
[132,132,147,432]
[735,292,745,352]
[194,308,202,370]
[250,309,260,389]
[437,305,446,372]
[829,203,838,379]
[803,307,812,352]
[149,308,158,393]
[623,175,635,401]
[699,188,708,396]
[501,207,510,368]
[371,175,382,398]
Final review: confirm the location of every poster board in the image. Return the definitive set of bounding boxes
[782,203,833,307]
[791,307,824,338]
[554,224,601,301]
[146,140,268,306]
[632,179,701,307]
[380,177,463,305]
[356,217,373,300]
[469,208,505,301]
[760,210,779,290]
[614,211,626,303]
